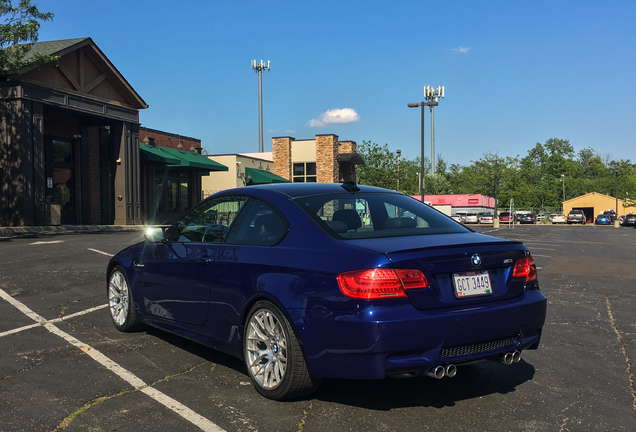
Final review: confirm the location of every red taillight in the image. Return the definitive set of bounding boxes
[337,268,428,300]
[513,256,538,282]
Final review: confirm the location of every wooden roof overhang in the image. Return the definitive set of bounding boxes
[0,37,148,123]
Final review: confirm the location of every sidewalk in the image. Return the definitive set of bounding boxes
[0,224,147,238]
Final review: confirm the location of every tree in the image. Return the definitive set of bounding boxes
[0,0,54,76]
[356,141,398,190]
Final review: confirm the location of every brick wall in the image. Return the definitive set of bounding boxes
[272,134,357,184]
[272,136,293,180]
[140,127,201,152]
[87,127,101,224]
[316,134,339,183]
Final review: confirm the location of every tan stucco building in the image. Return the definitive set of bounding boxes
[563,192,636,222]
[201,153,288,198]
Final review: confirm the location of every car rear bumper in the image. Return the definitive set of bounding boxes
[296,290,547,379]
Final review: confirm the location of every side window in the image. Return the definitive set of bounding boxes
[168,196,248,243]
[226,199,287,246]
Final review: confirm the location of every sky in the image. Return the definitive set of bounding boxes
[36,0,636,167]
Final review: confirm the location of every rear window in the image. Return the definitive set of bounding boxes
[293,192,469,239]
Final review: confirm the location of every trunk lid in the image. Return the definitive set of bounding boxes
[342,232,529,310]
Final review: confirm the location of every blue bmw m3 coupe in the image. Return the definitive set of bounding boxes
[107,183,547,400]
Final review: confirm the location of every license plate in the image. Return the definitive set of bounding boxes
[453,270,492,298]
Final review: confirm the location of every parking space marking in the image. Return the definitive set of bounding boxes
[88,248,114,257]
[0,304,109,338]
[0,288,225,432]
[30,240,65,245]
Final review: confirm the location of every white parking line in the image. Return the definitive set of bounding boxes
[30,240,65,245]
[88,248,114,257]
[0,288,225,432]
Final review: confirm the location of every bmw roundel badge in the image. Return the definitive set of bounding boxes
[471,253,482,267]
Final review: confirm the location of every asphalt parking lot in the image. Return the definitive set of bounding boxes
[1,224,635,432]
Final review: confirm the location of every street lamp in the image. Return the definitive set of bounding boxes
[407,102,426,202]
[487,157,500,219]
[615,170,619,214]
[561,174,565,204]
[396,149,401,191]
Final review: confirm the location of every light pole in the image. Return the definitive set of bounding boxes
[408,102,426,202]
[561,174,565,204]
[251,59,270,153]
[615,169,619,214]
[487,157,500,219]
[396,149,401,191]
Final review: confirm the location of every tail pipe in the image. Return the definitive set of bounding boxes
[501,350,522,365]
[427,364,457,379]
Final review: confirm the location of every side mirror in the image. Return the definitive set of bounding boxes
[144,227,165,243]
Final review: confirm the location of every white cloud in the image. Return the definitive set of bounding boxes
[307,108,360,127]
[453,46,471,53]
[268,129,296,134]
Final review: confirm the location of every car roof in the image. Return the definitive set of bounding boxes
[215,183,394,199]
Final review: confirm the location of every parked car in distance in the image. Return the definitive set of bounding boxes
[549,214,567,224]
[595,214,611,225]
[602,211,617,222]
[567,209,586,224]
[107,183,547,400]
[478,213,494,224]
[464,213,479,224]
[499,211,513,222]
[619,215,625,225]
[451,214,463,223]
[622,214,636,227]
[517,213,535,224]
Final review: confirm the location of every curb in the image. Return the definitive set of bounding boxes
[0,225,146,238]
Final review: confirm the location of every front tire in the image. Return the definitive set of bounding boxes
[243,301,320,400]
[108,265,142,332]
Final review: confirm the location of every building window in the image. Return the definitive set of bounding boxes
[293,162,317,183]
[154,170,191,216]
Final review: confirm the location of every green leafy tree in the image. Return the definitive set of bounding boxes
[356,140,399,190]
[1,0,54,76]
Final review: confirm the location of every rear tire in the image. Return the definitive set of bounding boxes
[243,301,320,400]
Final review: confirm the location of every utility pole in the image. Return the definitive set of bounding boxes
[424,86,444,176]
[408,86,443,202]
[251,59,270,153]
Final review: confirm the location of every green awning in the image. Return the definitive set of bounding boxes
[160,146,228,172]
[245,167,290,185]
[139,143,181,165]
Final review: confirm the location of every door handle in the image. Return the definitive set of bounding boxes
[197,258,213,265]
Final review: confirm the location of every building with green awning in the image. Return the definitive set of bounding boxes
[139,143,181,165]
[139,130,228,224]
[245,167,290,185]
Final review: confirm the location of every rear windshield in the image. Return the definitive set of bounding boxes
[293,192,469,239]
